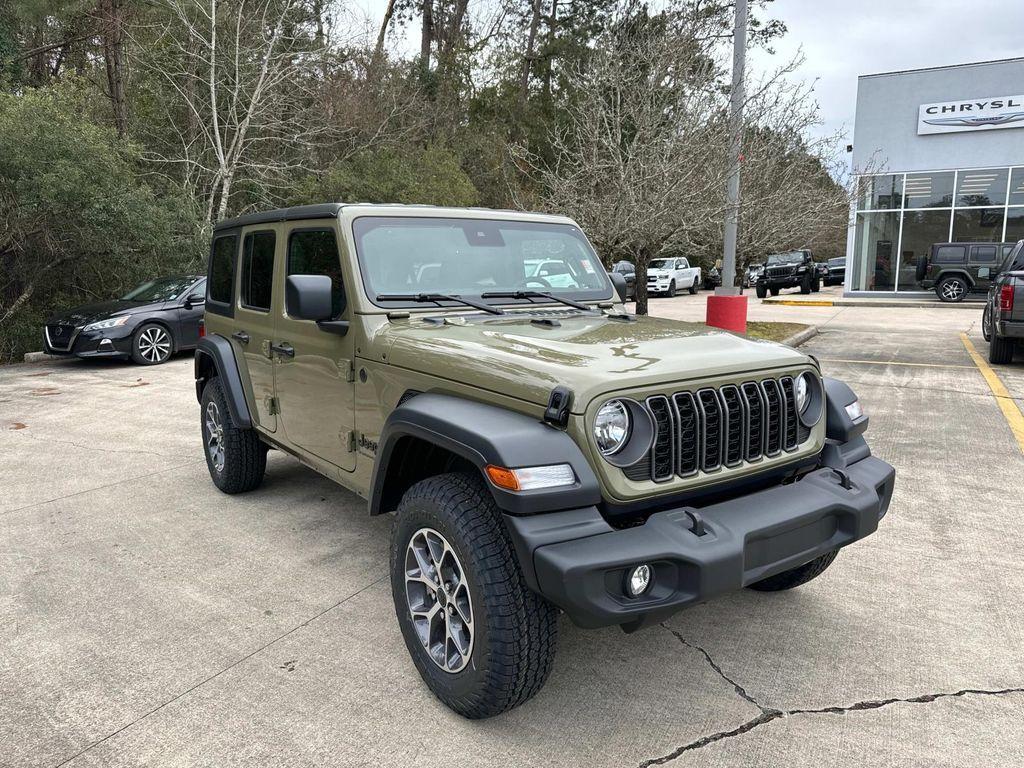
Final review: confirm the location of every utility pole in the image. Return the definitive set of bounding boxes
[706,0,748,332]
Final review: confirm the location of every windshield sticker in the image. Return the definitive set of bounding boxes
[581,259,596,274]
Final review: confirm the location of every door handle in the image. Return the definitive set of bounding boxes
[232,331,251,344]
[270,342,295,358]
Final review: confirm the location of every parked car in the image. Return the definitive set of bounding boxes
[646,256,701,297]
[704,265,722,290]
[194,203,894,719]
[43,275,206,364]
[823,256,846,287]
[755,250,819,298]
[982,240,1024,363]
[916,241,1015,302]
[743,263,764,289]
[609,260,636,300]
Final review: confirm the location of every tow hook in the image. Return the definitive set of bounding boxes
[830,468,853,490]
[682,508,707,537]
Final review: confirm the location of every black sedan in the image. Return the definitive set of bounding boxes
[43,275,206,365]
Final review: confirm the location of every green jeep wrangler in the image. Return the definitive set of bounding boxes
[195,204,895,718]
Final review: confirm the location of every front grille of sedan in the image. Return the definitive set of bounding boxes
[45,325,76,352]
[622,375,814,483]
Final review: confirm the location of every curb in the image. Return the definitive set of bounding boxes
[780,326,818,348]
[763,297,982,310]
[23,351,63,364]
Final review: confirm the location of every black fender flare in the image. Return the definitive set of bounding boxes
[194,335,253,429]
[368,393,602,516]
[937,270,974,288]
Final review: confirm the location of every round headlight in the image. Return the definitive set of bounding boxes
[594,400,631,456]
[795,373,811,413]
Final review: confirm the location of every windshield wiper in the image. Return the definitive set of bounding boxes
[375,293,505,315]
[480,290,593,312]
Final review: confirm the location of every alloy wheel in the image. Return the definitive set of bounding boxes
[404,527,474,673]
[204,401,226,472]
[941,280,965,301]
[138,326,171,363]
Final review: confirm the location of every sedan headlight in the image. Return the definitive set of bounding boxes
[83,316,130,332]
[594,400,631,456]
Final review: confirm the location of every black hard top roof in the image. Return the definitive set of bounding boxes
[213,204,344,231]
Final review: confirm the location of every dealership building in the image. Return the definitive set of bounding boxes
[847,58,1024,295]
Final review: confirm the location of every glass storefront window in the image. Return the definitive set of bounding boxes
[897,209,952,291]
[1008,169,1024,207]
[1006,207,1024,243]
[851,211,898,291]
[858,174,902,210]
[952,207,1006,242]
[955,168,1009,207]
[903,172,954,209]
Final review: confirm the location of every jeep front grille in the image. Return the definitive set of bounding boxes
[626,375,810,484]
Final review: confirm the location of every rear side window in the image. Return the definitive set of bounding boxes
[208,234,238,315]
[240,231,276,311]
[933,246,965,264]
[288,229,345,318]
[972,245,997,263]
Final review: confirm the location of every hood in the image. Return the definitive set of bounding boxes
[46,299,166,326]
[376,311,810,411]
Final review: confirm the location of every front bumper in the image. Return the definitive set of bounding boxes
[43,326,133,359]
[647,280,672,293]
[506,455,894,630]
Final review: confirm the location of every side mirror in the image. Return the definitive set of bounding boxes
[286,274,349,336]
[609,272,628,302]
[184,292,205,310]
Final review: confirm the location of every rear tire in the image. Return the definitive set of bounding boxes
[937,275,968,303]
[755,283,767,299]
[748,550,839,592]
[688,278,698,295]
[200,377,267,494]
[390,472,559,719]
[989,330,1016,365]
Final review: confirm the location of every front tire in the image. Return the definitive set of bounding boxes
[811,275,821,293]
[770,287,780,296]
[666,280,677,298]
[390,472,558,719]
[982,303,992,342]
[799,274,812,294]
[132,323,173,365]
[755,283,767,299]
[748,550,838,592]
[200,377,267,494]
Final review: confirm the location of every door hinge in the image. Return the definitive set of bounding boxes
[339,357,355,382]
[345,429,356,452]
[266,396,279,416]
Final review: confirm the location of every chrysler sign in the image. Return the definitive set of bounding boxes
[918,95,1024,135]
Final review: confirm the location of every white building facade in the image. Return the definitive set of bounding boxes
[848,58,1024,295]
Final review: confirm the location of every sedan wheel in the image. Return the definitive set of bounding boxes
[133,324,172,364]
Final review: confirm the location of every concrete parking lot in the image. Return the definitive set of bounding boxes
[2,296,1023,767]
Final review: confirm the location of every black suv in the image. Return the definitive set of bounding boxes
[755,250,819,298]
[916,242,1015,302]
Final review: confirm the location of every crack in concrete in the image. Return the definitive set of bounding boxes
[645,626,1024,767]
[8,428,183,459]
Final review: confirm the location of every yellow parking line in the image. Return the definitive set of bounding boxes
[766,299,834,307]
[819,358,975,370]
[960,333,1024,454]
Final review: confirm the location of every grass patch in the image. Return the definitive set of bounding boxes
[743,321,810,343]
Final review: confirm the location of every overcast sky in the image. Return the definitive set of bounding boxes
[354,0,1024,144]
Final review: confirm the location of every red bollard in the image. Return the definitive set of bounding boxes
[705,294,748,334]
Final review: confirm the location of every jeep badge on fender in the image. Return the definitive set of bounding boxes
[193,203,895,719]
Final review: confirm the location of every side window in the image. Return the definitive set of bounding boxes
[972,245,997,263]
[288,229,345,318]
[934,246,966,264]
[208,234,238,315]
[240,231,276,311]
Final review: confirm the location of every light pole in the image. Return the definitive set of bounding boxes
[706,0,748,333]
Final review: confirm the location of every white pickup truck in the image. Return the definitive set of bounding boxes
[646,257,702,297]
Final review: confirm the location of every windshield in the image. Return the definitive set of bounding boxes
[353,217,613,307]
[649,259,673,270]
[766,252,802,265]
[121,276,195,302]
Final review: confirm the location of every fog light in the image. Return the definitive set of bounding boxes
[626,564,652,597]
